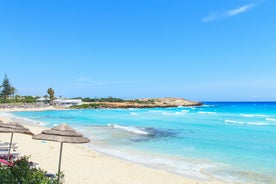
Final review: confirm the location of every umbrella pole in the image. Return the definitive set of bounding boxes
[58,142,63,184]
[7,132,14,161]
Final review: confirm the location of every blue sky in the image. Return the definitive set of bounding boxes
[0,0,275,101]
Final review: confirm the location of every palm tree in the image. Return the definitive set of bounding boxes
[47,88,55,105]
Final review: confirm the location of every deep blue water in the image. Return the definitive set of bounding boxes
[10,102,276,183]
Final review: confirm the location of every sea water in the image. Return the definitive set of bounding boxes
[10,102,276,183]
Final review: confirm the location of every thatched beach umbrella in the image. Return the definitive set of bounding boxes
[32,123,90,183]
[0,121,34,161]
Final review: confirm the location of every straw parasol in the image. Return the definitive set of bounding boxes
[32,123,90,183]
[0,121,34,161]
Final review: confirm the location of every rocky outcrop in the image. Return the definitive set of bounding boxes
[83,98,202,108]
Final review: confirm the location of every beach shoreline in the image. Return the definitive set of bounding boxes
[0,108,231,184]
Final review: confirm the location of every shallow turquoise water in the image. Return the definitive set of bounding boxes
[11,102,276,183]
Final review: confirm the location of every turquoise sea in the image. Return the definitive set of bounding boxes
[10,102,276,184]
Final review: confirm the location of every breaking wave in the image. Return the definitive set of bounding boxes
[108,124,149,135]
[198,111,217,114]
[107,124,179,139]
[225,120,268,126]
[130,112,139,115]
[265,118,276,122]
[162,110,188,116]
[240,114,266,118]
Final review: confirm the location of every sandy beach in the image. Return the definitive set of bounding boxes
[0,111,229,184]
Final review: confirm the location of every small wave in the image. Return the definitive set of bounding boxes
[181,110,190,113]
[225,120,243,124]
[240,114,266,118]
[198,111,217,114]
[108,124,149,135]
[89,145,213,180]
[130,112,139,115]
[247,122,268,126]
[265,118,276,122]
[162,111,187,116]
[162,112,174,115]
[202,105,216,107]
[107,124,179,139]
[1,112,49,126]
[225,120,268,126]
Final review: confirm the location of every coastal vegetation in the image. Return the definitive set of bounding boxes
[0,156,62,184]
[82,96,124,103]
[0,74,38,103]
[0,74,16,100]
[0,96,38,104]
[0,74,56,104]
[70,103,105,109]
[47,88,55,105]
[81,97,154,104]
[0,75,202,108]
[71,97,202,109]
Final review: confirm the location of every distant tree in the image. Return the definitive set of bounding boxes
[47,88,55,105]
[15,94,20,102]
[10,86,17,99]
[1,74,14,99]
[23,96,36,103]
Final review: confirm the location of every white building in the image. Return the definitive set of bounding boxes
[53,99,82,107]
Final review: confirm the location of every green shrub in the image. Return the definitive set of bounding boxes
[0,96,37,103]
[0,156,63,184]
[70,103,104,109]
[22,96,37,103]
[81,96,125,103]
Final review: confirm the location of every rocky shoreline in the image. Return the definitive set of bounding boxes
[0,102,60,112]
[80,98,202,109]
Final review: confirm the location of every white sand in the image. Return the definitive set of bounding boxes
[0,113,230,184]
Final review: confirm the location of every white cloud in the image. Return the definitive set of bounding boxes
[202,13,218,23]
[202,3,256,22]
[226,4,255,16]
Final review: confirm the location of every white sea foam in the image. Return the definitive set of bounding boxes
[202,105,216,107]
[247,122,268,126]
[225,120,244,124]
[181,110,190,113]
[225,120,268,126]
[162,111,187,116]
[88,144,214,180]
[0,112,48,126]
[130,112,139,115]
[198,111,217,114]
[177,106,196,110]
[265,118,276,122]
[240,114,266,118]
[107,124,149,135]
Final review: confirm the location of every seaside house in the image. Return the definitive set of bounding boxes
[36,97,50,104]
[53,99,82,107]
